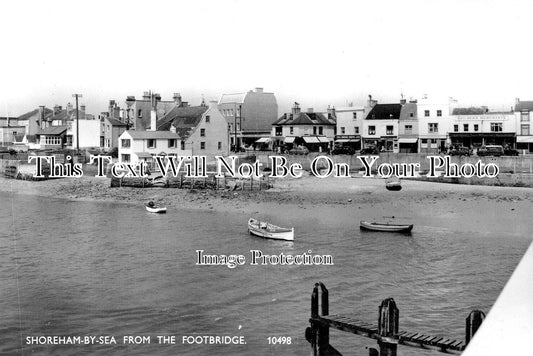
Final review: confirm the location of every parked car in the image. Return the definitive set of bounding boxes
[477,145,504,157]
[331,146,355,155]
[449,146,472,156]
[359,146,379,155]
[231,145,246,152]
[503,147,519,156]
[289,146,309,155]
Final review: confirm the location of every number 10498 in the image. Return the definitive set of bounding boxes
[267,336,291,344]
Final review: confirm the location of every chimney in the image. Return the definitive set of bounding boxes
[400,97,407,105]
[181,101,189,107]
[53,105,61,114]
[143,91,151,100]
[307,108,314,113]
[327,106,336,118]
[255,87,264,93]
[173,93,182,106]
[516,98,520,104]
[292,102,301,116]
[367,95,377,108]
[126,95,136,103]
[39,105,45,129]
[80,104,86,113]
[66,102,73,113]
[150,109,157,131]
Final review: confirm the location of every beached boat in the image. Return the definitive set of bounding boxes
[385,180,402,191]
[248,218,294,241]
[145,203,167,213]
[360,220,413,232]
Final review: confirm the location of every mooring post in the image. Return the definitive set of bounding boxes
[309,283,320,355]
[367,347,379,356]
[316,283,330,355]
[377,298,399,356]
[465,310,485,346]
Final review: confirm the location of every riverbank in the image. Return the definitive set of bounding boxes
[2,174,533,238]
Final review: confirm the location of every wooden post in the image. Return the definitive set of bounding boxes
[377,298,399,356]
[317,283,329,355]
[180,174,183,188]
[310,283,319,355]
[368,347,379,356]
[465,310,485,345]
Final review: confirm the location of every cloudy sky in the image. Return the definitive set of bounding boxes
[0,0,531,116]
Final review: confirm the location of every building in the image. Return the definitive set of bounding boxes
[362,102,402,152]
[514,99,533,153]
[218,88,278,150]
[0,117,26,147]
[102,117,129,150]
[271,103,336,152]
[397,100,419,153]
[157,101,229,160]
[117,130,190,164]
[449,107,515,149]
[334,105,365,151]
[416,96,452,154]
[124,91,181,131]
[16,107,54,143]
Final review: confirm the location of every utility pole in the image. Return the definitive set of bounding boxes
[72,93,83,154]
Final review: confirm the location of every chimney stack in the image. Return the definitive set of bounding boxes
[255,87,263,93]
[39,105,45,129]
[143,91,151,100]
[80,104,86,113]
[307,108,314,113]
[292,102,301,116]
[173,93,182,106]
[367,95,377,108]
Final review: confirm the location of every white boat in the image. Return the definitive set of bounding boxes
[145,203,167,213]
[360,220,413,232]
[248,218,294,241]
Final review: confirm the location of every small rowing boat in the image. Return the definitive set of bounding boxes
[360,220,413,232]
[385,179,402,191]
[248,218,294,241]
[145,202,167,213]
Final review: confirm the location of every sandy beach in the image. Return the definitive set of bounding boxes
[2,174,533,238]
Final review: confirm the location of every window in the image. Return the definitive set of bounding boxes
[105,138,111,148]
[368,126,376,135]
[181,141,185,150]
[340,127,345,134]
[521,112,529,122]
[137,109,142,117]
[490,123,503,132]
[521,124,530,135]
[386,126,393,135]
[453,124,458,132]
[437,110,442,117]
[404,125,412,133]
[352,112,357,119]
[428,123,438,133]
[43,136,62,145]
[463,124,469,132]
[218,142,222,150]
[205,115,210,123]
[147,139,156,148]
[168,139,177,148]
[121,154,130,162]
[421,138,428,147]
[313,127,317,135]
[424,110,430,117]
[290,126,294,135]
[106,124,110,132]
[200,128,205,137]
[430,139,437,144]
[121,139,131,148]
[319,126,323,135]
[354,126,359,134]
[200,142,205,150]
[474,124,479,132]
[409,112,414,118]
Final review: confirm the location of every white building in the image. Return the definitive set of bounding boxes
[118,130,192,164]
[334,106,365,150]
[417,97,453,154]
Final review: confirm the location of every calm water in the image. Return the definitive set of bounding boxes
[0,191,531,356]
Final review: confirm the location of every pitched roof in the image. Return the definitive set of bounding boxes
[272,112,336,125]
[218,93,246,105]
[515,101,533,112]
[106,117,129,126]
[365,104,402,120]
[37,125,68,135]
[17,108,53,121]
[399,103,417,120]
[156,106,208,138]
[126,130,181,139]
[48,109,89,122]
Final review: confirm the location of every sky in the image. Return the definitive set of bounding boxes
[1,0,532,116]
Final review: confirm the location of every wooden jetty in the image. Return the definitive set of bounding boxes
[306,283,484,356]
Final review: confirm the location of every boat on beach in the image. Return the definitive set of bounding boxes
[145,202,167,213]
[360,220,413,232]
[385,179,402,191]
[248,218,294,241]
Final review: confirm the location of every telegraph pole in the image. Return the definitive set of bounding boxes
[72,93,82,153]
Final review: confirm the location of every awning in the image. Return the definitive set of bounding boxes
[398,138,418,144]
[336,139,349,143]
[318,137,330,143]
[302,136,320,143]
[517,136,533,143]
[255,137,271,143]
[284,137,296,143]
[135,152,153,158]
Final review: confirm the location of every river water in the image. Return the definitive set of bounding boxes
[0,191,531,355]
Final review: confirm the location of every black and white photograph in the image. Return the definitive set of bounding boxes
[1,1,532,355]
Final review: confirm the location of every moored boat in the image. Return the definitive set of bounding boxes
[385,180,402,191]
[360,220,413,232]
[248,218,294,241]
[145,202,167,213]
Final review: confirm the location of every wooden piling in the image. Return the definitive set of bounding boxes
[377,298,399,356]
[465,310,485,345]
